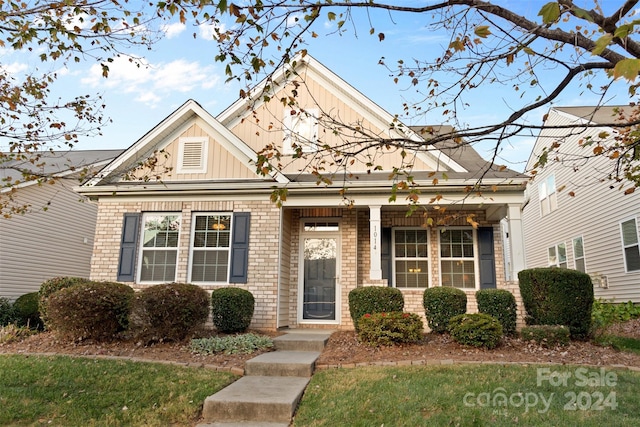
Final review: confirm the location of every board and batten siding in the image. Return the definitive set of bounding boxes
[523,108,640,302]
[0,180,97,300]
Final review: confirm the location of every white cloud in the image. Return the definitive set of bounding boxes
[199,22,226,40]
[1,62,29,75]
[80,55,221,107]
[162,22,186,39]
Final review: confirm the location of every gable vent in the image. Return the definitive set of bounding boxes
[178,138,207,173]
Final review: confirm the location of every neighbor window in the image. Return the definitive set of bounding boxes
[393,228,429,288]
[539,174,558,216]
[572,237,586,273]
[189,213,232,283]
[283,108,319,155]
[139,213,181,282]
[548,242,568,268]
[440,229,476,289]
[621,218,640,272]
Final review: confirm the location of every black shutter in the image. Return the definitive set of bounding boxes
[478,227,497,289]
[381,227,393,287]
[229,212,251,283]
[117,213,141,282]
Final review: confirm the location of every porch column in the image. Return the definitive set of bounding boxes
[507,204,526,279]
[369,205,382,280]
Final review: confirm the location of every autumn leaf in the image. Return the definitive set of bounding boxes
[625,187,636,195]
[378,33,385,42]
[474,25,491,38]
[613,58,640,81]
[538,2,560,24]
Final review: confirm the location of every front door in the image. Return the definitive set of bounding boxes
[302,236,338,321]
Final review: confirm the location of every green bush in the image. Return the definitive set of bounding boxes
[521,325,570,348]
[357,311,424,346]
[518,268,594,340]
[348,287,404,331]
[448,313,503,349]
[592,299,640,330]
[476,289,517,336]
[38,276,89,328]
[211,287,255,333]
[46,281,134,341]
[13,292,43,330]
[189,333,274,355]
[132,283,210,342]
[423,287,467,333]
[0,297,17,326]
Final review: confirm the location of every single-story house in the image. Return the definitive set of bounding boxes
[0,150,122,300]
[523,105,640,302]
[78,55,528,330]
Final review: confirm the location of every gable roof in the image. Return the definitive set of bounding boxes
[217,54,467,174]
[554,105,629,125]
[84,99,289,186]
[1,149,122,193]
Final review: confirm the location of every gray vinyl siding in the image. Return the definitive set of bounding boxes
[523,108,640,302]
[0,179,97,300]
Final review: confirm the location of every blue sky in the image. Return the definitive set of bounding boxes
[2,1,634,172]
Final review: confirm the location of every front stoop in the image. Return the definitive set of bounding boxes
[199,330,333,425]
[245,351,321,377]
[201,376,310,423]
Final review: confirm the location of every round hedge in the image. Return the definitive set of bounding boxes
[211,287,255,333]
[348,286,404,331]
[448,313,503,349]
[46,281,134,341]
[38,276,89,328]
[422,287,467,333]
[476,289,517,336]
[132,283,210,342]
[13,292,43,330]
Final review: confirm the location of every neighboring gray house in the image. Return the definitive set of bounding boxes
[0,150,122,300]
[523,106,640,302]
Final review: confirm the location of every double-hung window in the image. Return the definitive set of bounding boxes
[539,174,558,216]
[139,213,181,282]
[189,213,232,283]
[621,218,640,272]
[548,243,568,268]
[572,237,586,272]
[393,228,429,288]
[440,229,476,289]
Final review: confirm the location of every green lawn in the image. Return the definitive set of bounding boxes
[294,364,640,427]
[0,355,237,426]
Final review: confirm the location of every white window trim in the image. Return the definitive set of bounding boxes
[620,217,640,273]
[391,227,431,289]
[177,137,208,174]
[572,236,586,273]
[137,212,181,284]
[547,242,568,268]
[283,108,319,155]
[538,174,557,217]
[438,227,479,290]
[187,212,233,284]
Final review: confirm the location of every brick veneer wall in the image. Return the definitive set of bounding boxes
[90,199,281,330]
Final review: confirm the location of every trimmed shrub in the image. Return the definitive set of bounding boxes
[476,289,517,336]
[13,292,44,330]
[211,287,255,333]
[448,313,503,349]
[46,281,134,341]
[39,276,89,328]
[133,283,210,342]
[189,333,274,355]
[521,325,570,348]
[0,297,17,326]
[357,311,424,346]
[348,286,404,331]
[519,268,594,340]
[423,287,467,333]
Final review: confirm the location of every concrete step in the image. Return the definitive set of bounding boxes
[272,331,332,352]
[245,351,320,377]
[201,376,310,424]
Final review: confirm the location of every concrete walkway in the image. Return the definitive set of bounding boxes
[197,329,333,427]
